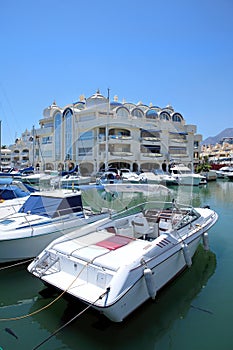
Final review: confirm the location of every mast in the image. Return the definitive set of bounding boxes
[105,88,110,171]
[32,125,35,168]
[0,120,1,170]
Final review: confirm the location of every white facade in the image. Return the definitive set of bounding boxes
[0,148,11,169]
[8,91,202,174]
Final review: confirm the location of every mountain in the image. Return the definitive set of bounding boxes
[202,128,233,145]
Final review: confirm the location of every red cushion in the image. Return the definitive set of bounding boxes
[96,235,133,250]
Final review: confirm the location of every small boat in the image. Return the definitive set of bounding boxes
[169,164,206,186]
[139,170,179,186]
[60,174,91,187]
[200,170,217,182]
[21,171,60,190]
[0,189,110,263]
[215,166,233,179]
[96,171,122,185]
[120,169,141,183]
[154,169,179,186]
[28,185,218,322]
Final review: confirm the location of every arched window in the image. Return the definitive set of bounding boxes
[172,113,183,122]
[132,108,143,118]
[123,103,136,111]
[160,111,170,121]
[54,112,62,161]
[146,109,159,120]
[73,102,85,110]
[63,108,73,160]
[116,107,129,118]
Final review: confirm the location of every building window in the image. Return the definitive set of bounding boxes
[79,131,93,140]
[43,122,53,128]
[132,108,143,118]
[64,109,73,160]
[54,112,62,161]
[160,112,170,121]
[146,109,158,119]
[169,132,187,141]
[169,146,186,155]
[141,145,161,154]
[172,113,183,122]
[78,147,93,156]
[116,107,129,118]
[141,130,160,139]
[42,136,52,144]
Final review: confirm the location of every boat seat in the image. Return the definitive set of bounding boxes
[159,218,172,233]
[132,213,154,239]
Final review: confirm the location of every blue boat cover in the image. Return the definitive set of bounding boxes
[0,185,29,199]
[19,194,84,218]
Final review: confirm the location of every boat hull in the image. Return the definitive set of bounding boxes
[0,213,107,263]
[97,234,202,321]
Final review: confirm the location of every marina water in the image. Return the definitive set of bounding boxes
[0,180,232,350]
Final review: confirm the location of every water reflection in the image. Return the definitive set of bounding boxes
[0,263,42,306]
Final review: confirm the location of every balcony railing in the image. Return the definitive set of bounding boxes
[141,153,163,158]
[110,151,133,156]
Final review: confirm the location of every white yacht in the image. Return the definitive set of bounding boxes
[169,164,206,186]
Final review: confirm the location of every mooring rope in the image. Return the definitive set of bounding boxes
[0,258,34,271]
[32,288,110,350]
[0,258,92,322]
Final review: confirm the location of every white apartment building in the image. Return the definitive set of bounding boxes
[9,90,202,175]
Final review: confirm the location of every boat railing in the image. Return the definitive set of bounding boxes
[31,252,60,277]
[21,204,85,219]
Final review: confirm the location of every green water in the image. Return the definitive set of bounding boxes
[0,181,232,350]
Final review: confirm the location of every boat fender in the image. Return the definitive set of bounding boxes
[182,243,192,267]
[144,268,156,299]
[202,232,209,251]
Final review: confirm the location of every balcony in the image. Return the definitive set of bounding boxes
[110,151,133,157]
[140,152,163,159]
[140,137,160,142]
[169,138,188,144]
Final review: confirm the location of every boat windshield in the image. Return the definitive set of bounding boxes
[174,208,201,230]
[18,194,84,218]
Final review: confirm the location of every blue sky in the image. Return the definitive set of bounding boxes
[0,0,232,145]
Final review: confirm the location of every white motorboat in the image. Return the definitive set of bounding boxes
[61,174,92,187]
[200,170,217,182]
[215,166,233,179]
[96,171,122,185]
[120,169,141,183]
[154,169,179,186]
[0,189,109,263]
[169,164,206,186]
[28,185,218,322]
[139,171,179,186]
